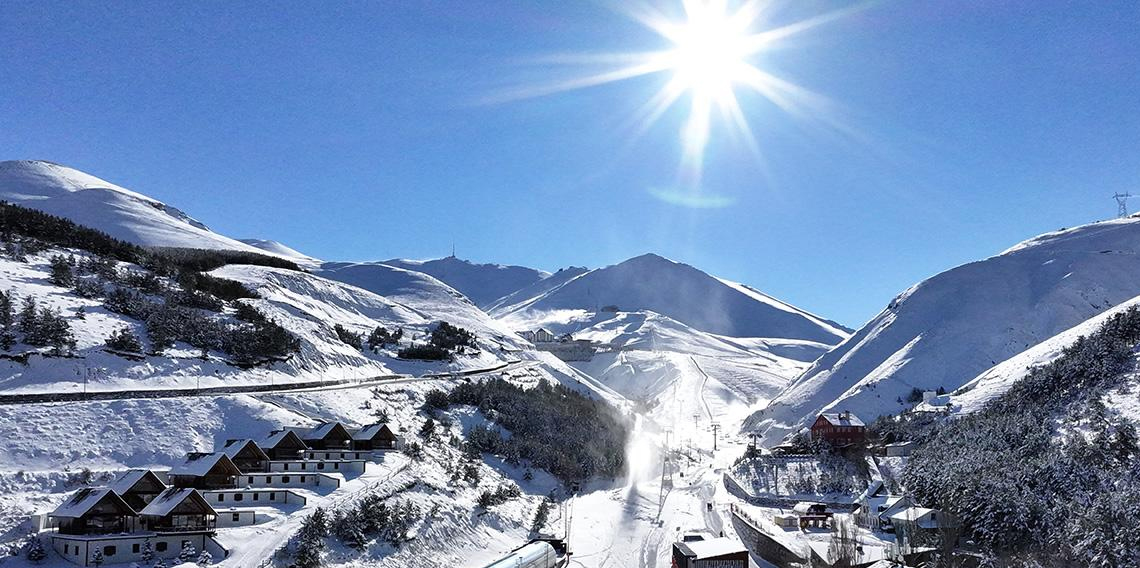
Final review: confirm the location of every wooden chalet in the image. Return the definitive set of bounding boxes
[49,488,137,535]
[139,488,217,533]
[169,453,241,490]
[221,439,271,473]
[810,411,867,446]
[352,423,398,451]
[301,422,353,450]
[793,502,833,529]
[108,469,167,512]
[259,429,308,460]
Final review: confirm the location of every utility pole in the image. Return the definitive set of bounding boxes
[1115,193,1134,218]
[710,422,721,452]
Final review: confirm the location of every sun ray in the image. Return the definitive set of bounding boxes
[483,1,868,204]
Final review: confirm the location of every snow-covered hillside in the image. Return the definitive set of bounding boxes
[316,261,522,344]
[948,293,1140,414]
[0,161,277,257]
[482,266,589,314]
[747,215,1140,445]
[494,253,849,344]
[238,239,322,269]
[382,256,550,308]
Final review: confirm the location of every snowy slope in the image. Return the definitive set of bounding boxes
[238,239,322,268]
[483,266,589,314]
[746,215,1140,445]
[948,294,1140,414]
[315,261,523,344]
[0,161,278,257]
[382,256,550,308]
[494,253,849,344]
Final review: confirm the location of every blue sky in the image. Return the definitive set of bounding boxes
[2,1,1138,328]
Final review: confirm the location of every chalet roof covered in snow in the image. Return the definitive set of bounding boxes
[352,423,395,441]
[222,439,270,460]
[50,487,135,519]
[818,412,865,427]
[139,487,215,517]
[260,429,306,449]
[108,469,165,496]
[170,452,239,477]
[304,421,350,440]
[889,506,950,529]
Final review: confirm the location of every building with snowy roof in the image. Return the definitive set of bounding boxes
[108,469,167,512]
[810,411,867,445]
[260,429,308,460]
[301,422,353,450]
[49,488,136,535]
[221,439,271,473]
[352,423,398,451]
[169,452,241,490]
[671,536,748,568]
[139,488,217,533]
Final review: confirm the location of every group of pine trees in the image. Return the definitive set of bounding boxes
[0,201,301,364]
[0,291,76,355]
[428,378,628,483]
[394,321,475,361]
[292,500,419,568]
[333,324,403,352]
[899,307,1140,567]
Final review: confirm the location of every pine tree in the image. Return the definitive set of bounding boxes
[49,254,75,286]
[195,550,212,567]
[153,559,167,568]
[106,327,144,353]
[17,296,37,335]
[178,541,196,563]
[0,290,15,350]
[25,536,46,563]
[90,549,104,567]
[140,539,154,563]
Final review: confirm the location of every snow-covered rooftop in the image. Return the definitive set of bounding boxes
[818,412,865,427]
[676,537,747,559]
[170,452,238,477]
[51,487,135,518]
[107,469,163,496]
[352,423,393,441]
[139,487,213,517]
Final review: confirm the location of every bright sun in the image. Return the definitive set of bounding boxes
[490,0,851,199]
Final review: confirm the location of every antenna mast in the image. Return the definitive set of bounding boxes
[1114,193,1134,218]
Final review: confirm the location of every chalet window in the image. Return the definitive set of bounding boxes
[234,493,243,502]
[300,476,306,482]
[133,544,140,553]
[156,542,168,552]
[317,463,325,470]
[334,463,340,470]
[282,476,290,483]
[270,493,277,501]
[104,546,116,556]
[248,476,253,484]
[218,494,224,502]
[232,513,240,522]
[283,463,290,471]
[253,493,259,501]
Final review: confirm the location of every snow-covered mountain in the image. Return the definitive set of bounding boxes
[0,160,277,257]
[494,253,850,345]
[483,266,589,314]
[316,261,521,341]
[382,256,550,308]
[238,238,323,268]
[746,215,1140,445]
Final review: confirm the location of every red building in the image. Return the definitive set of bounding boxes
[810,411,866,445]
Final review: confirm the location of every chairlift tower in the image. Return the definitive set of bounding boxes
[1114,193,1134,218]
[710,422,721,452]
